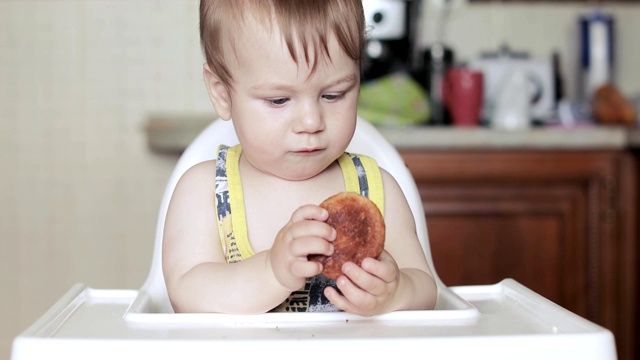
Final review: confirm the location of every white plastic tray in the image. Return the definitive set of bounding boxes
[12,279,616,360]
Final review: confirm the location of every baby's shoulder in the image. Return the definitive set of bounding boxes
[378,166,404,197]
[168,160,218,210]
[178,160,217,186]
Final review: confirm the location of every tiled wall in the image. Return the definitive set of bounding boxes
[0,1,212,359]
[1,1,639,359]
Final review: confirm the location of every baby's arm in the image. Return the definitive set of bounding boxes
[162,161,334,314]
[324,169,437,315]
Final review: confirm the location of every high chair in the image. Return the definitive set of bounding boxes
[12,118,617,360]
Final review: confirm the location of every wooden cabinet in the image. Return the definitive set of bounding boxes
[400,149,637,360]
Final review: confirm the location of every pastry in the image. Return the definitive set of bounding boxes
[310,192,385,280]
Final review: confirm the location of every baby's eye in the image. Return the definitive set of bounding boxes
[267,98,289,106]
[322,93,345,102]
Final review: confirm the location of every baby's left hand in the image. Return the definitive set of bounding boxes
[323,250,400,316]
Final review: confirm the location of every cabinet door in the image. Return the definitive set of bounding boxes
[401,149,636,360]
[424,183,588,314]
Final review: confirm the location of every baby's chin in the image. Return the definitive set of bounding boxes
[275,168,329,182]
[245,148,343,181]
[254,164,320,182]
[279,158,341,181]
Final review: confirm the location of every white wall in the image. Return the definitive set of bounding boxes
[1,1,639,360]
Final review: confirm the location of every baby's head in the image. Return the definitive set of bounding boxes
[199,0,365,89]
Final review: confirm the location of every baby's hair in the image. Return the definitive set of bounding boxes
[199,0,365,88]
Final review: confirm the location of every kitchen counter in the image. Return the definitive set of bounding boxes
[145,115,640,154]
[378,126,632,150]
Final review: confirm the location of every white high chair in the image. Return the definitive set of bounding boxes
[12,118,617,360]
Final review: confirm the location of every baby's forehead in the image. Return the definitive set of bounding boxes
[228,16,336,68]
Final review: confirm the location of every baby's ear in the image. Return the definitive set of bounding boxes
[203,64,231,120]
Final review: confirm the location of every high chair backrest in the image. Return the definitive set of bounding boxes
[141,117,443,313]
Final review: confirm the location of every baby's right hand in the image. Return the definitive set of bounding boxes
[269,204,336,291]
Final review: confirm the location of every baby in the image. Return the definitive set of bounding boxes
[162,0,437,315]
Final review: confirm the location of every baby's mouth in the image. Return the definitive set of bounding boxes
[294,147,324,154]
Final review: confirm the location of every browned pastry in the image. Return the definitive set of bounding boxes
[309,192,385,280]
[592,83,637,126]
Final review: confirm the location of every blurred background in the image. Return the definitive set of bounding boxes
[2,1,640,360]
[1,2,211,359]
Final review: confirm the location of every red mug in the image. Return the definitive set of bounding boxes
[442,68,484,126]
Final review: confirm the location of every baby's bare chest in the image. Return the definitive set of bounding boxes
[243,184,344,253]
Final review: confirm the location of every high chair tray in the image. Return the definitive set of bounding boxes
[12,279,616,360]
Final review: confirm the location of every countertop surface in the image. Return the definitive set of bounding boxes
[145,115,640,154]
[377,125,633,150]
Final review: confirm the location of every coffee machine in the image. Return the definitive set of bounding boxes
[362,0,422,81]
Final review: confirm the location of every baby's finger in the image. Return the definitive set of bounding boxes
[360,256,398,284]
[290,259,323,278]
[325,279,373,316]
[290,236,334,257]
[289,219,336,242]
[341,262,387,297]
[290,204,329,223]
[323,285,353,311]
[361,251,397,283]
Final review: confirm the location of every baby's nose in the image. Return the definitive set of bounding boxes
[294,104,325,133]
